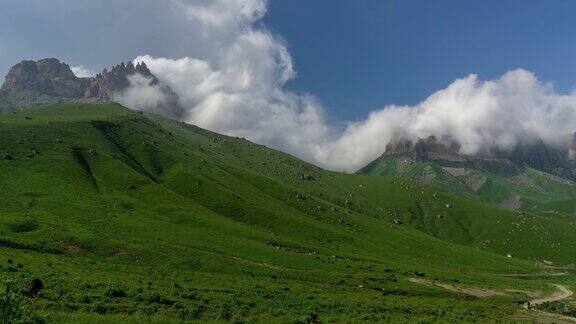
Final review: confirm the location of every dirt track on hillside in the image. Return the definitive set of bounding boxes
[524,284,573,309]
[408,277,505,297]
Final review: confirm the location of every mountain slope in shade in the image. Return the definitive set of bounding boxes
[2,103,576,321]
[359,136,576,213]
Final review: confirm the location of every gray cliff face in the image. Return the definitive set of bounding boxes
[1,58,91,98]
[382,135,576,179]
[0,58,182,117]
[84,61,156,100]
[384,136,465,162]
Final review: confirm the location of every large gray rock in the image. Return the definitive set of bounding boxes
[1,58,91,98]
[84,61,156,100]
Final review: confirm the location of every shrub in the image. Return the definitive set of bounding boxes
[178,303,206,320]
[294,312,320,324]
[104,286,127,298]
[218,304,232,320]
[147,293,173,305]
[9,220,39,233]
[24,277,43,296]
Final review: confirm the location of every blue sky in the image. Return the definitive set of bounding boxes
[265,0,576,120]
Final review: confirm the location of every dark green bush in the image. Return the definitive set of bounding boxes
[104,286,127,298]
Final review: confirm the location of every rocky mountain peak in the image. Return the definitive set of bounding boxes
[382,134,576,179]
[0,58,90,98]
[0,58,180,115]
[135,61,152,76]
[84,61,157,101]
[384,136,465,162]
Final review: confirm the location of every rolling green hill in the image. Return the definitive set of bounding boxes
[0,103,574,322]
[360,150,576,214]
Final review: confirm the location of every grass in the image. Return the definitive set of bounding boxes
[360,154,576,213]
[0,103,573,322]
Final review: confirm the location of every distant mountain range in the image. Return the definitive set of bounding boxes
[0,58,179,114]
[360,135,576,212]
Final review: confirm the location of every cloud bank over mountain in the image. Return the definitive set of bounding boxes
[113,0,576,172]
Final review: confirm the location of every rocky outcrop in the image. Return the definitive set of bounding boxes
[84,61,156,100]
[0,58,183,117]
[1,58,161,102]
[382,135,576,179]
[504,139,572,177]
[384,136,464,162]
[0,58,91,98]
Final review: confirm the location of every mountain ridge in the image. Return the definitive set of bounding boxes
[360,135,576,212]
[0,58,179,114]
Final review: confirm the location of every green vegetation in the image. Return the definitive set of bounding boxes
[360,154,576,213]
[0,103,574,322]
[539,300,576,318]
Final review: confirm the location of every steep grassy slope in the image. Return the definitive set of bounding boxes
[361,154,576,213]
[0,103,573,322]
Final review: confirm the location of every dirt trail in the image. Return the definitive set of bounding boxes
[408,277,505,297]
[524,284,573,309]
[492,272,566,277]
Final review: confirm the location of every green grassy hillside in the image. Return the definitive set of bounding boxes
[361,154,576,213]
[0,103,574,322]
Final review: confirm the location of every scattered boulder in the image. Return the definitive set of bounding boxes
[3,153,13,160]
[126,184,137,190]
[300,174,316,181]
[393,218,403,225]
[445,204,453,208]
[24,277,43,296]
